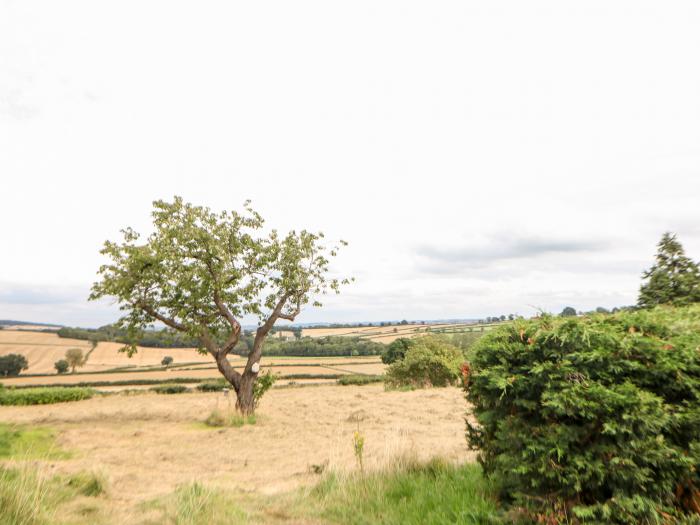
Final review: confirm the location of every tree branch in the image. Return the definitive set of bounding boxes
[137,302,187,332]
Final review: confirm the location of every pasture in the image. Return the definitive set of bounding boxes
[302,322,492,343]
[0,384,473,524]
[0,329,385,389]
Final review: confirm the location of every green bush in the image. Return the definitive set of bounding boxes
[150,384,188,394]
[0,387,94,406]
[337,374,384,386]
[0,354,28,377]
[385,336,463,388]
[465,305,700,523]
[253,371,276,409]
[196,379,227,392]
[54,359,69,374]
[381,338,415,364]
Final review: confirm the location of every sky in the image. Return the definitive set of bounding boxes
[1,1,699,327]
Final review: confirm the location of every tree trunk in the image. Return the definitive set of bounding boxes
[235,374,255,415]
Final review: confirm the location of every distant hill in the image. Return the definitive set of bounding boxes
[0,320,63,331]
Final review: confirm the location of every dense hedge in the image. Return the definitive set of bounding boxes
[337,374,384,386]
[465,305,700,523]
[0,387,95,405]
[150,384,188,394]
[386,336,464,388]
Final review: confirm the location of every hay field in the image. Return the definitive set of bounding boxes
[0,384,471,522]
[0,360,386,388]
[301,322,486,342]
[0,326,385,389]
[0,330,210,374]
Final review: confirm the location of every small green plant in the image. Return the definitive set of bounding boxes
[252,370,276,409]
[161,356,174,367]
[66,471,107,497]
[150,384,188,394]
[0,387,94,406]
[352,429,365,473]
[204,408,256,428]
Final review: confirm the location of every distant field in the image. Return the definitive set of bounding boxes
[302,321,493,343]
[0,330,209,374]
[0,329,386,390]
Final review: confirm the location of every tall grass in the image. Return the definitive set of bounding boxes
[0,465,53,525]
[307,456,501,525]
[168,483,249,525]
[203,408,256,428]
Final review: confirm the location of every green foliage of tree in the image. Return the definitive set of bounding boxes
[54,359,69,374]
[385,336,464,388]
[0,354,28,377]
[65,348,85,374]
[89,197,349,414]
[465,306,700,523]
[380,337,415,364]
[161,356,173,367]
[560,306,577,317]
[639,232,700,308]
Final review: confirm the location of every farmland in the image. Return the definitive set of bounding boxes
[0,329,387,392]
[301,321,493,343]
[0,384,472,523]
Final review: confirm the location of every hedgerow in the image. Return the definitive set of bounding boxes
[0,387,95,406]
[337,374,384,386]
[150,384,188,394]
[465,305,700,523]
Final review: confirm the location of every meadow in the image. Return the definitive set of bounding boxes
[0,383,485,524]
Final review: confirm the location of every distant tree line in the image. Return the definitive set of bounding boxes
[233,335,384,357]
[57,324,382,357]
[57,325,200,348]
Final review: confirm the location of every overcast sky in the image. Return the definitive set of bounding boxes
[1,1,699,327]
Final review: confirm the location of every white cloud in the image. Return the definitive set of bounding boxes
[1,0,699,326]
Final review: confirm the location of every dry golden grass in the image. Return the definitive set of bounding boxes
[300,322,478,342]
[0,362,386,388]
[0,383,472,521]
[0,330,210,374]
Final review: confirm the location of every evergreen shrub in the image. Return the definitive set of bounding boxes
[465,305,700,523]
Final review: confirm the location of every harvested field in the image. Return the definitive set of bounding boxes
[301,322,489,342]
[0,383,472,522]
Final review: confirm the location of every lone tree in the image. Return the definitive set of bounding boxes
[65,348,85,373]
[639,232,700,308]
[0,354,28,377]
[161,356,173,367]
[560,306,577,317]
[90,197,348,414]
[54,359,69,374]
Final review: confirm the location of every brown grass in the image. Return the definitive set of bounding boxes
[0,384,472,522]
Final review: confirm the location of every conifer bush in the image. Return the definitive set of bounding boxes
[465,305,700,523]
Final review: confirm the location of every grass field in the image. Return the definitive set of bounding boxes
[301,322,496,343]
[0,383,479,524]
[0,330,387,390]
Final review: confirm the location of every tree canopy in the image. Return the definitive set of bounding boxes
[0,354,28,377]
[638,232,700,308]
[90,197,349,413]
